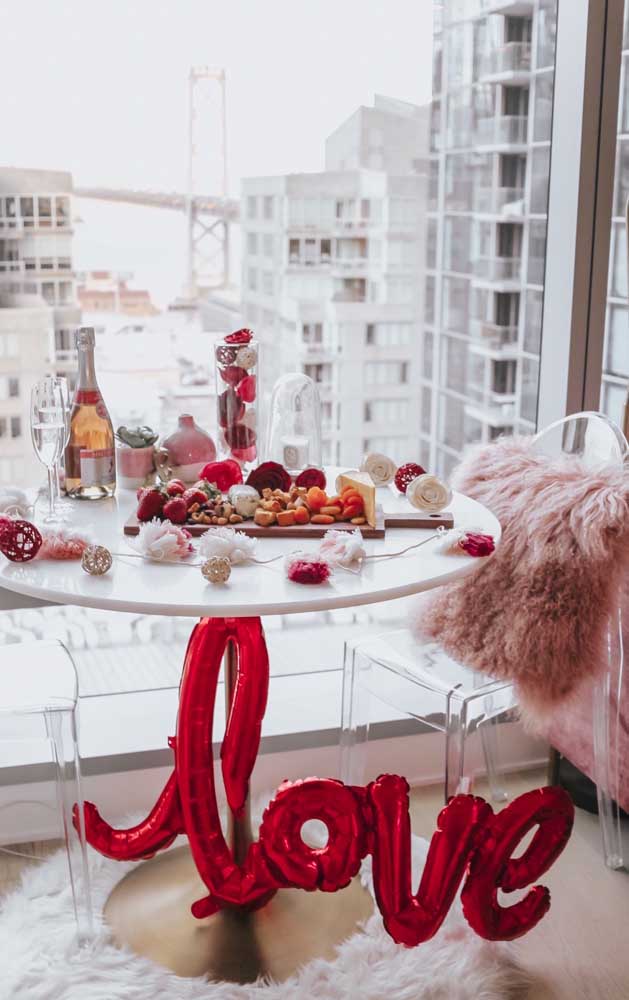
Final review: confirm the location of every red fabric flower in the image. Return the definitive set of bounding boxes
[459,532,495,557]
[295,467,327,490]
[199,459,243,492]
[225,328,253,344]
[395,462,426,494]
[287,558,331,585]
[246,461,291,493]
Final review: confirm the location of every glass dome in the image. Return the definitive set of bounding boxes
[264,373,323,474]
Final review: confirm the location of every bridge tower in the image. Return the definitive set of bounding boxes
[185,66,229,299]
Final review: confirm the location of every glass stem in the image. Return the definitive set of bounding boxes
[47,466,56,519]
[54,463,61,500]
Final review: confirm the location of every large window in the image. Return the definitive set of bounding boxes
[601,1,629,428]
[423,0,557,475]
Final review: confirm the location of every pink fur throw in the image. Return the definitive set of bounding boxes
[411,436,629,722]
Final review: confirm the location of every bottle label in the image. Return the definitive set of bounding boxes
[79,448,115,487]
[76,389,101,405]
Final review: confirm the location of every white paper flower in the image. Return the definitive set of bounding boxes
[360,452,396,487]
[407,474,452,514]
[319,528,366,570]
[130,519,194,561]
[197,526,257,565]
[0,487,31,518]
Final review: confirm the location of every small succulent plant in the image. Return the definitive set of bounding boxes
[116,425,158,449]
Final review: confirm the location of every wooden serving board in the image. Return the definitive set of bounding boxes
[123,506,454,539]
[124,507,386,539]
[383,509,454,530]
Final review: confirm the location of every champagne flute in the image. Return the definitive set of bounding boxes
[30,379,66,523]
[47,376,71,509]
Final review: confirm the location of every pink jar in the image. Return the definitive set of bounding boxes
[155,414,217,484]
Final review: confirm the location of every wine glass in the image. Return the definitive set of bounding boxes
[47,376,72,509]
[30,379,66,523]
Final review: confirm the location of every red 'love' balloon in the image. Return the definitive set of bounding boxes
[76,615,574,945]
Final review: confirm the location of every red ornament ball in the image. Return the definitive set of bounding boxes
[236,374,256,403]
[231,445,257,463]
[218,387,245,429]
[224,424,257,450]
[395,462,426,494]
[216,345,238,366]
[0,519,43,562]
[246,461,291,493]
[225,328,253,345]
[220,365,248,387]
[295,467,327,491]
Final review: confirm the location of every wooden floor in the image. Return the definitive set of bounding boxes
[409,771,629,1000]
[1,770,628,999]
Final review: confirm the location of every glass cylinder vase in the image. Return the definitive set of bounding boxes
[215,331,259,468]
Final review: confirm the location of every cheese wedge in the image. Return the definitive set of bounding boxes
[337,470,377,528]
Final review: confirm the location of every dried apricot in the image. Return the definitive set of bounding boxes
[293,506,310,525]
[306,486,328,511]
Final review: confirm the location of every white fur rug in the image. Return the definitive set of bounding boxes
[0,807,527,1000]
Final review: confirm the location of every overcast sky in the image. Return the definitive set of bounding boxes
[1,0,433,193]
[1,1,433,304]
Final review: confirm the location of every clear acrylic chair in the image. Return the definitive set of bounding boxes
[341,412,629,867]
[531,411,628,870]
[341,627,517,804]
[0,639,93,941]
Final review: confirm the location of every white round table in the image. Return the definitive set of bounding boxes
[0,474,500,983]
[0,481,500,617]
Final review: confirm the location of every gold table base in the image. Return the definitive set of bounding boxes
[104,843,374,982]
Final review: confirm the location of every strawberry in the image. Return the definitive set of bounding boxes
[166,478,186,497]
[162,497,188,524]
[136,487,166,521]
[182,487,209,509]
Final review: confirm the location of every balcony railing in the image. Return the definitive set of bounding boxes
[474,186,525,215]
[473,256,522,281]
[0,218,24,235]
[476,115,529,147]
[331,291,366,303]
[0,260,25,275]
[471,320,519,346]
[480,42,532,78]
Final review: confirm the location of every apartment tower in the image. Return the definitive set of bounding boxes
[424,0,557,477]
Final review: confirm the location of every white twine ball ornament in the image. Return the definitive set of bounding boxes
[81,544,113,576]
[406,474,452,514]
[235,345,257,370]
[201,555,232,584]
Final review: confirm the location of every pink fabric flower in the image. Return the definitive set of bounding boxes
[37,528,91,560]
[131,518,194,561]
[459,532,495,557]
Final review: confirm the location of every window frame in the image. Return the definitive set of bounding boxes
[537,0,624,426]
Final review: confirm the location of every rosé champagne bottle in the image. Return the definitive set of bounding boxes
[64,327,116,499]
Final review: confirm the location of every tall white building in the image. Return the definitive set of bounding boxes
[0,167,80,485]
[241,97,429,466]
